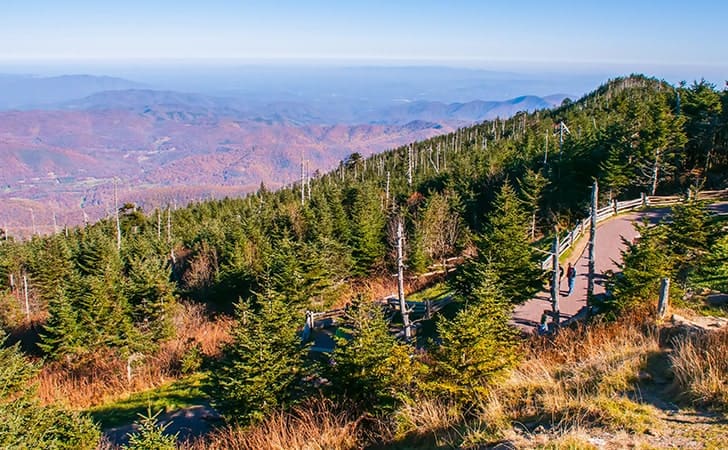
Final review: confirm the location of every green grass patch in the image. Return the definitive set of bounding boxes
[87,372,209,429]
[407,282,451,303]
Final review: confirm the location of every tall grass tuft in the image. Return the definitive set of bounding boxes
[188,399,365,450]
[670,328,728,410]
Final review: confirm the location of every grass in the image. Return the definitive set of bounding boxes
[37,301,232,409]
[406,282,450,303]
[167,309,727,449]
[670,328,728,410]
[187,398,364,450]
[88,372,209,429]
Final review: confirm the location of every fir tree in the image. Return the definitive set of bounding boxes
[347,185,386,275]
[665,198,717,284]
[0,337,100,449]
[126,254,176,343]
[122,408,177,450]
[209,288,309,423]
[433,268,519,399]
[326,298,417,410]
[612,220,672,311]
[457,181,542,304]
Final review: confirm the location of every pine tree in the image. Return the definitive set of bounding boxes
[457,181,542,304]
[347,185,386,275]
[517,168,549,239]
[697,234,728,292]
[665,199,718,285]
[126,253,176,343]
[209,289,309,423]
[39,284,88,358]
[612,221,672,312]
[122,408,177,450]
[0,337,100,449]
[433,268,519,399]
[326,298,417,410]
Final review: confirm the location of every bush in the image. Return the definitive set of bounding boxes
[0,337,101,449]
[123,408,177,450]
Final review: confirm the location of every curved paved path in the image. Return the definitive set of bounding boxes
[512,202,728,332]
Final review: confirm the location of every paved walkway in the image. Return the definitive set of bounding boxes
[512,209,668,331]
[512,202,728,332]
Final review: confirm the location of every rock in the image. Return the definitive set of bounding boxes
[638,370,653,382]
[707,293,728,306]
[671,313,728,331]
[487,440,517,450]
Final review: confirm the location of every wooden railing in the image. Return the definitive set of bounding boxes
[538,190,725,271]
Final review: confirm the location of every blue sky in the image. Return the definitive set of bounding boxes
[1,0,727,68]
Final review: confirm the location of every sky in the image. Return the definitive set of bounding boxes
[1,0,727,69]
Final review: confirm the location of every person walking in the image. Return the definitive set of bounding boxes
[566,262,576,296]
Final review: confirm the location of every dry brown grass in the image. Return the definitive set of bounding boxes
[36,301,232,408]
[327,272,446,310]
[486,316,660,433]
[670,328,728,409]
[391,314,662,448]
[187,399,366,450]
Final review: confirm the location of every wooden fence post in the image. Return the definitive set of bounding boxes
[551,229,560,329]
[657,278,670,319]
[612,199,618,215]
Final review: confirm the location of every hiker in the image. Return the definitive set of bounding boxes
[566,262,576,296]
[538,311,549,335]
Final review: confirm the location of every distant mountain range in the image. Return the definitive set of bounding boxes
[57,88,567,125]
[0,74,144,109]
[0,74,568,236]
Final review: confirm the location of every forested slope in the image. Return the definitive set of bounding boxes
[0,75,726,448]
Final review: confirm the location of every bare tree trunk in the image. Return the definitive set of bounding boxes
[114,178,121,250]
[657,278,670,319]
[587,180,598,315]
[651,149,660,196]
[30,208,36,236]
[385,171,390,209]
[407,145,413,187]
[396,218,411,339]
[301,152,305,206]
[167,207,172,243]
[551,230,560,329]
[23,274,30,322]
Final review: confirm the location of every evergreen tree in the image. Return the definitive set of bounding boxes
[126,254,176,343]
[697,234,728,292]
[209,289,309,423]
[665,198,718,285]
[517,168,549,239]
[433,268,519,399]
[326,298,417,410]
[0,337,100,449]
[457,181,542,304]
[612,221,672,311]
[347,185,386,275]
[682,79,722,175]
[122,409,177,450]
